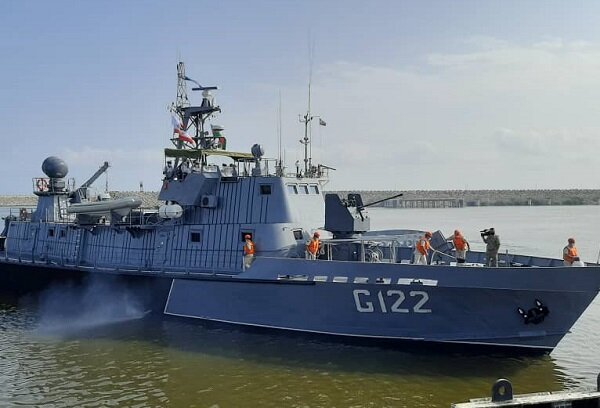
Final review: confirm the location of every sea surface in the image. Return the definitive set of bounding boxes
[1,205,600,407]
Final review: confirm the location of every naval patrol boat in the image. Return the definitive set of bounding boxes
[1,62,599,352]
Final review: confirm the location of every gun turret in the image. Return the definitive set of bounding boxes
[325,193,371,239]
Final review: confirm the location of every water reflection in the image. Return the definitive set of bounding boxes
[0,301,569,408]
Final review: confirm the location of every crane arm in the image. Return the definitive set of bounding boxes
[79,161,110,190]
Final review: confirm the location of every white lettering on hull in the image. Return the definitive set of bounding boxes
[353,289,432,314]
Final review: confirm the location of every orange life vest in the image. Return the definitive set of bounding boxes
[244,241,255,255]
[563,246,578,263]
[453,235,468,251]
[306,238,320,255]
[416,238,431,256]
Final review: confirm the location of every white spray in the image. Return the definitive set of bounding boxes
[34,275,149,335]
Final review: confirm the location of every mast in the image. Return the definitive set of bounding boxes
[299,44,313,176]
[172,62,190,164]
[170,62,220,164]
[176,62,190,111]
[299,42,325,178]
[277,91,284,176]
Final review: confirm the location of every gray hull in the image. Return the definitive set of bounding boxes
[2,255,595,350]
[162,258,598,350]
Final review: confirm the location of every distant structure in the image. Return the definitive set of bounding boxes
[382,197,464,208]
[335,190,600,208]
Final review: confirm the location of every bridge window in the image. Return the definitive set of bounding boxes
[299,185,309,194]
[293,229,303,240]
[190,232,201,243]
[287,184,298,194]
[260,184,272,195]
[310,185,319,194]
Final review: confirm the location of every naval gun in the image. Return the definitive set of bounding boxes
[70,161,110,203]
[356,193,404,219]
[325,192,403,239]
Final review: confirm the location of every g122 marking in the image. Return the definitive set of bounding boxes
[353,289,432,314]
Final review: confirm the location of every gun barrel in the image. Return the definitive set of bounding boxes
[361,193,404,209]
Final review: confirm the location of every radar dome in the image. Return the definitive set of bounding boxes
[251,144,264,159]
[42,156,69,178]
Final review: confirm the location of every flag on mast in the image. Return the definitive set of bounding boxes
[171,115,194,144]
[319,118,327,126]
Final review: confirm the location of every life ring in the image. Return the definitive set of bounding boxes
[36,178,49,192]
[366,248,384,263]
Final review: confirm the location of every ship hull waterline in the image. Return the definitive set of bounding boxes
[0,258,597,353]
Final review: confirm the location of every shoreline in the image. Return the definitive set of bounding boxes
[1,189,599,208]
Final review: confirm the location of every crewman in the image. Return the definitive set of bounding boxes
[243,234,255,269]
[413,231,432,265]
[180,159,192,179]
[163,161,174,180]
[481,228,501,267]
[306,232,321,260]
[451,229,470,264]
[563,238,580,266]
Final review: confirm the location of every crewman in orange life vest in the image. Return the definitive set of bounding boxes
[306,232,320,260]
[413,231,432,265]
[563,238,580,267]
[243,234,255,269]
[451,229,470,264]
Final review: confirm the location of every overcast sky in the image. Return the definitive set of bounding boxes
[2,1,600,193]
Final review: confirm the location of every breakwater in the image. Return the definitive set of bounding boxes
[0,192,159,208]
[1,189,599,209]
[333,189,600,207]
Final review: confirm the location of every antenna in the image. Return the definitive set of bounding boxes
[308,41,314,171]
[277,90,283,174]
[299,40,315,176]
[298,40,326,178]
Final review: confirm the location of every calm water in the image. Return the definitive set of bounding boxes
[1,206,600,407]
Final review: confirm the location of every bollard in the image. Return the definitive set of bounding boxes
[452,372,600,407]
[491,378,513,402]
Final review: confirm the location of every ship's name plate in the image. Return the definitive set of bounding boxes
[353,289,431,314]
